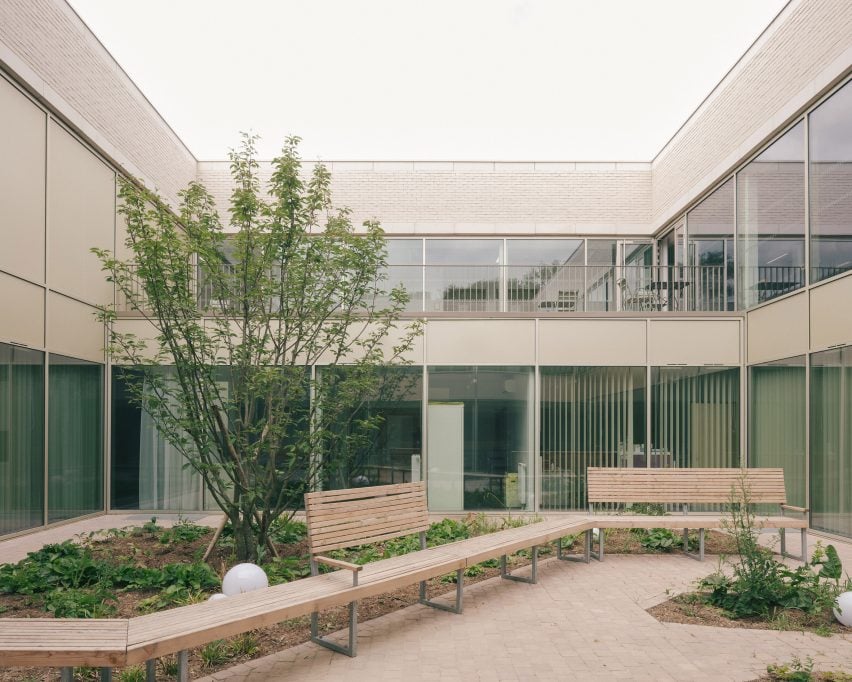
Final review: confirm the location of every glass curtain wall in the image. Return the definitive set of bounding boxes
[586,240,617,310]
[384,239,423,312]
[425,240,501,312]
[322,366,422,490]
[427,366,533,511]
[737,122,806,308]
[506,239,585,312]
[0,343,44,535]
[48,355,103,522]
[811,346,852,538]
[687,179,735,311]
[749,357,806,507]
[540,367,645,510]
[809,80,852,283]
[651,366,740,469]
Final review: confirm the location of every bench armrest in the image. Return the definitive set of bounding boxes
[781,504,809,514]
[314,555,364,572]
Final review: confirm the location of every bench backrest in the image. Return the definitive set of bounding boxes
[304,481,430,555]
[586,467,787,505]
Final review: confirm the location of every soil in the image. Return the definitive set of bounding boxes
[648,592,849,636]
[0,526,764,681]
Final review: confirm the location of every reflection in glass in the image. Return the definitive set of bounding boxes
[383,239,423,312]
[48,355,103,522]
[427,367,533,511]
[651,366,739,469]
[540,367,645,510]
[737,122,805,308]
[506,239,585,312]
[425,240,501,312]
[0,343,44,535]
[687,179,734,311]
[323,367,422,490]
[811,346,852,538]
[809,81,852,282]
[749,357,806,507]
[586,239,617,311]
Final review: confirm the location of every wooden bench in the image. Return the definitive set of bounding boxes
[0,482,592,679]
[584,467,809,562]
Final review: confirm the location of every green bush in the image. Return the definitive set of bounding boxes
[767,656,814,681]
[159,519,209,545]
[639,528,699,553]
[44,587,117,618]
[269,518,307,545]
[0,542,109,594]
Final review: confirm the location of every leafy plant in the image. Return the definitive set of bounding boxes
[229,632,260,658]
[118,666,146,682]
[44,587,117,618]
[767,656,814,681]
[640,528,699,552]
[265,556,311,585]
[0,542,109,594]
[159,519,209,545]
[200,640,231,668]
[269,519,307,545]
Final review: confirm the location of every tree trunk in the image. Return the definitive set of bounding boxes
[232,511,258,563]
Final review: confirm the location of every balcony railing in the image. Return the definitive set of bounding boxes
[117,263,813,315]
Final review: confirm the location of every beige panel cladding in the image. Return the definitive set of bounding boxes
[538,319,646,365]
[48,121,115,305]
[426,320,535,365]
[197,162,653,235]
[652,0,852,228]
[0,75,46,283]
[810,274,852,351]
[47,292,103,362]
[747,292,809,364]
[0,1,196,205]
[0,272,44,348]
[647,319,740,366]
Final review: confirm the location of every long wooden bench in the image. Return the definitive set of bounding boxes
[583,467,809,562]
[0,482,591,680]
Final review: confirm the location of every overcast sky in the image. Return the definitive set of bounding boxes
[68,0,788,161]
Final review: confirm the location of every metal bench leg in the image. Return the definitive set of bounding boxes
[683,528,705,561]
[419,569,464,614]
[500,546,538,584]
[779,528,808,564]
[590,529,604,561]
[311,600,358,657]
[146,659,157,682]
[558,531,591,563]
[177,650,188,682]
[61,668,73,682]
[100,668,113,682]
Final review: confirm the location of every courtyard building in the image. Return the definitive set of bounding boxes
[1,0,852,541]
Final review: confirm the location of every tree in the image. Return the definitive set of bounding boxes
[95,134,421,562]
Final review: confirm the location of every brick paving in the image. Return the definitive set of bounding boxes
[199,530,852,682]
[2,518,851,681]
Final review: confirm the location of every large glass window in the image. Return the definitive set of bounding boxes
[586,239,617,311]
[687,179,735,311]
[540,367,645,510]
[809,80,852,283]
[384,239,423,312]
[0,343,44,535]
[737,122,806,309]
[427,366,533,511]
[323,366,422,490]
[811,346,852,538]
[506,239,585,312]
[749,357,806,507]
[651,366,740,469]
[425,240,501,312]
[48,355,103,522]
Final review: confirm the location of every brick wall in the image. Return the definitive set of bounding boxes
[198,161,653,235]
[0,0,196,206]
[652,0,852,230]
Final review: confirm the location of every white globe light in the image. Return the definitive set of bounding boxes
[834,591,852,627]
[208,593,227,602]
[222,563,269,596]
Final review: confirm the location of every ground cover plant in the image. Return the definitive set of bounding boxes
[649,478,852,636]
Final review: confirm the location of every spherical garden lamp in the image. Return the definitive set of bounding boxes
[834,591,852,627]
[222,563,269,596]
[208,593,228,602]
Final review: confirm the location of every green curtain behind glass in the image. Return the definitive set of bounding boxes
[48,357,103,523]
[0,344,44,536]
[749,359,806,507]
[811,348,852,538]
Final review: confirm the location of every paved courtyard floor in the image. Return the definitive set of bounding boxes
[2,518,851,681]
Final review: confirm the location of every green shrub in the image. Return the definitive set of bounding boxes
[159,519,209,545]
[229,632,259,658]
[44,587,117,618]
[640,528,699,552]
[118,666,146,682]
[269,518,307,545]
[264,556,311,584]
[0,542,109,594]
[767,656,814,681]
[200,640,231,668]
